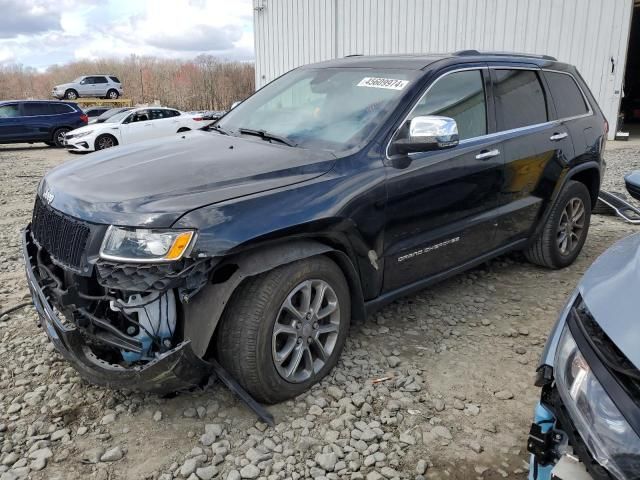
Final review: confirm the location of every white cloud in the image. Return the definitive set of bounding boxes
[0,0,254,67]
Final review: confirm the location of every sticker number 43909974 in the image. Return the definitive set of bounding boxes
[357,77,410,90]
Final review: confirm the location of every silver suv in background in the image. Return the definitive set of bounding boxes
[52,75,123,100]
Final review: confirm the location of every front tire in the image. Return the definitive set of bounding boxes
[215,256,350,404]
[64,89,78,100]
[525,180,591,269]
[94,134,118,150]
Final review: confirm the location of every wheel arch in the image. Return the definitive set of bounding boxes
[183,238,366,359]
[569,166,600,208]
[530,162,600,243]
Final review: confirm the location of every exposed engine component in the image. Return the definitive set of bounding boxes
[110,291,176,363]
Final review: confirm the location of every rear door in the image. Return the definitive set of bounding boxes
[0,103,23,142]
[149,109,178,136]
[383,66,504,291]
[92,76,109,97]
[489,66,575,247]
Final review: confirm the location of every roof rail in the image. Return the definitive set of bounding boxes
[453,50,557,61]
[344,54,363,57]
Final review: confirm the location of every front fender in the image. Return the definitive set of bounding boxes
[184,239,366,358]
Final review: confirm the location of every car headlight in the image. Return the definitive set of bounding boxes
[100,226,196,262]
[73,130,93,139]
[555,325,640,480]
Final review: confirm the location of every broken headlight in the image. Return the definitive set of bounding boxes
[100,226,195,262]
[555,325,640,480]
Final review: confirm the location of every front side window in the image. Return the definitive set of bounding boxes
[409,70,487,140]
[544,71,589,119]
[493,69,548,131]
[0,104,19,118]
[130,110,150,122]
[217,67,421,152]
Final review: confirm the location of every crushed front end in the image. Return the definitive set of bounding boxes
[528,295,640,480]
[23,197,215,394]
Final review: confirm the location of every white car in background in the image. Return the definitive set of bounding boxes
[64,107,210,152]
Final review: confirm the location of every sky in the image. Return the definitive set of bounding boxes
[0,0,255,69]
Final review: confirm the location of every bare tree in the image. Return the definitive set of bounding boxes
[0,56,255,111]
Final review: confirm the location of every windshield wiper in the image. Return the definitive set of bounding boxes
[238,128,297,147]
[207,124,233,136]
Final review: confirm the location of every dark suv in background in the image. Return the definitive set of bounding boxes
[23,51,607,405]
[0,100,87,147]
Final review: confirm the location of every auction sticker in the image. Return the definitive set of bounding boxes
[357,77,409,90]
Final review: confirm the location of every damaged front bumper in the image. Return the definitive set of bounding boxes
[22,225,213,394]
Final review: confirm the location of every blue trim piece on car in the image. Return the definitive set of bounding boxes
[529,402,556,480]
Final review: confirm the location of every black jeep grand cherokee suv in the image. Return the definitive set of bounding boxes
[24,52,607,403]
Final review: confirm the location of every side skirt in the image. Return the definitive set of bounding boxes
[364,239,528,315]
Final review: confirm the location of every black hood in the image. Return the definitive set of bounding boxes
[40,131,336,228]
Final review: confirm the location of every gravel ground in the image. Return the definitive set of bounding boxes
[0,143,638,480]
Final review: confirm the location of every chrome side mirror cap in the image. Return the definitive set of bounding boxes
[393,116,459,154]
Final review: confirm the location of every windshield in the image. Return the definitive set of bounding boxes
[105,110,131,123]
[217,67,419,152]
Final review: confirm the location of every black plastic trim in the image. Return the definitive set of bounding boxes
[567,309,640,437]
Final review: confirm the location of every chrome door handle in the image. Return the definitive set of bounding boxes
[475,149,500,160]
[550,132,568,141]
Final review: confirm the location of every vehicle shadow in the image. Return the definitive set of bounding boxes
[0,145,52,152]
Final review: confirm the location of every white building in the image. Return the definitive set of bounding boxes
[253,0,639,139]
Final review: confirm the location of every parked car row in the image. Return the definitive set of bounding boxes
[0,100,215,151]
[64,107,211,151]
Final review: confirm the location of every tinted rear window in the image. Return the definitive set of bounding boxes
[544,71,589,119]
[22,103,52,116]
[493,69,548,131]
[109,76,120,83]
[51,103,74,114]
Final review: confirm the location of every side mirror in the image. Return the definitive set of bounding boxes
[231,101,242,109]
[392,116,459,154]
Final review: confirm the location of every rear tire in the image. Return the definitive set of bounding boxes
[94,134,118,150]
[52,128,70,148]
[106,89,119,99]
[525,180,591,269]
[44,141,55,147]
[64,89,78,100]
[215,256,350,404]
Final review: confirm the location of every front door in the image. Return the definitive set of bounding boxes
[0,103,23,142]
[383,67,503,292]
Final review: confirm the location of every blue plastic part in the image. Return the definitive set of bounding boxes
[121,336,153,363]
[528,402,556,480]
